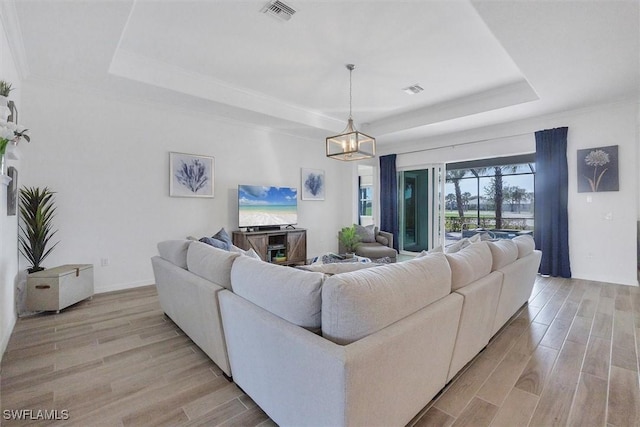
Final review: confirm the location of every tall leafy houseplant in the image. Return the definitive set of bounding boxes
[19,187,59,273]
[339,225,361,254]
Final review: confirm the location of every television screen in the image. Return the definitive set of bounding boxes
[238,185,298,228]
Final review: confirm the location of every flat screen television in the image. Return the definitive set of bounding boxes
[238,185,298,230]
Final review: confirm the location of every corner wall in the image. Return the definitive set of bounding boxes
[386,100,639,286]
[0,18,22,362]
[19,80,353,293]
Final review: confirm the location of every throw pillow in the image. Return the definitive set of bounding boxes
[244,248,262,260]
[445,238,470,253]
[479,232,494,241]
[355,224,376,243]
[375,234,389,246]
[199,236,227,250]
[468,233,482,243]
[229,244,245,254]
[416,245,444,258]
[213,228,233,250]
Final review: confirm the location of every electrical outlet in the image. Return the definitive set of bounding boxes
[100,258,109,267]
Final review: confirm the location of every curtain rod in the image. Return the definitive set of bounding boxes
[394,131,534,156]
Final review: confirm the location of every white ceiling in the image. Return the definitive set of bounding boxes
[9,0,640,147]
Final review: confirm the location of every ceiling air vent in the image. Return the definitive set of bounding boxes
[260,0,297,22]
[402,84,424,95]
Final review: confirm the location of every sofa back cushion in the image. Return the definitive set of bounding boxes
[322,253,452,345]
[513,235,535,259]
[157,240,191,269]
[487,239,519,271]
[445,242,493,291]
[187,241,240,289]
[231,256,324,329]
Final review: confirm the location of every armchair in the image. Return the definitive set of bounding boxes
[338,224,398,262]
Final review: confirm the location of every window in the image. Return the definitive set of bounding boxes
[358,165,374,226]
[445,154,535,244]
[359,186,372,217]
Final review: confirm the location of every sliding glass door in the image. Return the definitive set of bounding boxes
[398,165,445,253]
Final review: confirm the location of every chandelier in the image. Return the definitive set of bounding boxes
[326,64,376,161]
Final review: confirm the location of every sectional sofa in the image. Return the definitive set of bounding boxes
[151,236,541,426]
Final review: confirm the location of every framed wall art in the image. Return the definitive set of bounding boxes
[301,168,325,200]
[577,145,619,193]
[169,152,214,198]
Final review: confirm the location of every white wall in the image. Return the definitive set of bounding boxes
[19,80,353,293]
[382,100,639,286]
[0,18,22,362]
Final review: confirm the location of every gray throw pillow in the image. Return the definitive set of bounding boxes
[199,236,228,250]
[355,224,376,243]
[213,228,233,250]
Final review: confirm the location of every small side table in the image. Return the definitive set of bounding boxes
[26,264,94,313]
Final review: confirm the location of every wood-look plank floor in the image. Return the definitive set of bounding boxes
[1,277,638,426]
[411,276,640,427]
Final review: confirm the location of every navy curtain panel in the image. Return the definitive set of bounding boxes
[380,154,399,251]
[534,127,571,278]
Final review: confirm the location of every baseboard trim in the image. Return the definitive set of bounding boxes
[0,313,17,368]
[95,279,154,294]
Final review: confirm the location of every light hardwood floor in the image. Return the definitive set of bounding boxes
[1,276,639,426]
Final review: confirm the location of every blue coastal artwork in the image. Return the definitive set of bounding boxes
[301,168,325,200]
[169,152,214,197]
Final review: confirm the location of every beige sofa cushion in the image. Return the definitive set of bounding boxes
[445,242,493,291]
[322,253,452,345]
[231,256,324,329]
[296,262,380,275]
[186,241,240,290]
[487,239,519,271]
[513,235,535,259]
[157,240,191,269]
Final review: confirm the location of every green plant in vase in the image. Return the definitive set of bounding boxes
[0,119,30,174]
[0,80,13,97]
[19,187,60,273]
[339,225,361,256]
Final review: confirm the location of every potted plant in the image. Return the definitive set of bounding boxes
[0,80,12,107]
[339,225,361,257]
[0,80,12,96]
[0,120,29,175]
[18,186,59,273]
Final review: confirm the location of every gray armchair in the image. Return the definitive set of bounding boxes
[339,225,397,262]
